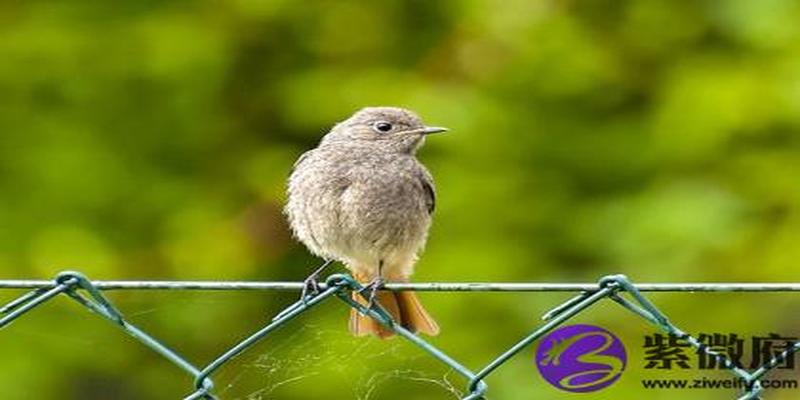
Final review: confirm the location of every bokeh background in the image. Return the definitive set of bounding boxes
[2,0,800,399]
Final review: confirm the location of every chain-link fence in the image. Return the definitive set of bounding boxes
[2,270,799,399]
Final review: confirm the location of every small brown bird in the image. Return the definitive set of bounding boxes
[285,106,445,338]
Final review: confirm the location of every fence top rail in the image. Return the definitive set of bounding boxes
[1,280,800,292]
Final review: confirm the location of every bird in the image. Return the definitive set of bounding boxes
[285,106,446,338]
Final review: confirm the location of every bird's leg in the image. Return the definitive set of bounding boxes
[362,260,385,312]
[300,259,333,300]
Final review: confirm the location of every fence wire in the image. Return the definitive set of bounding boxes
[2,270,800,399]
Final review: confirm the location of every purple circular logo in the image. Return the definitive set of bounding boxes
[536,324,626,392]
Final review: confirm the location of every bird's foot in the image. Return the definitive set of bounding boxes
[300,276,321,300]
[299,259,333,302]
[359,277,385,313]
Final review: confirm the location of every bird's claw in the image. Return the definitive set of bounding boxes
[300,276,321,301]
[359,278,385,313]
[296,259,333,303]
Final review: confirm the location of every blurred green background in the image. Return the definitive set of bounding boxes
[2,0,800,399]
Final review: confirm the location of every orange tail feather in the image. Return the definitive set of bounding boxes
[349,288,439,339]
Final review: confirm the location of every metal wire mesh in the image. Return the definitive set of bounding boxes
[2,270,800,399]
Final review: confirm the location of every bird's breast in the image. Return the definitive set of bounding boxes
[287,149,431,260]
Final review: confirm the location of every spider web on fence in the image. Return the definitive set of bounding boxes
[219,324,461,400]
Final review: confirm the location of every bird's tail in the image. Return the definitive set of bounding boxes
[349,274,439,339]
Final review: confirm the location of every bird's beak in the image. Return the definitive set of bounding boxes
[422,126,448,135]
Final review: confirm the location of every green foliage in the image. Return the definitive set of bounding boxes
[1,0,800,399]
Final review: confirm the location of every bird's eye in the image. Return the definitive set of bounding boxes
[373,121,393,133]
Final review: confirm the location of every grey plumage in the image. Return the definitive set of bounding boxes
[285,107,439,280]
[285,106,444,337]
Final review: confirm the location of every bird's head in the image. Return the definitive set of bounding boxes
[322,106,447,154]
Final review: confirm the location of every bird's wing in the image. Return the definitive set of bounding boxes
[417,168,436,214]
